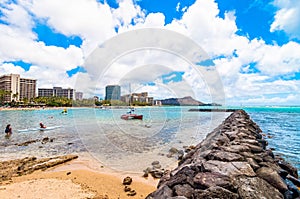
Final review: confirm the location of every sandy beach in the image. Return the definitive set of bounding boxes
[0,153,158,199]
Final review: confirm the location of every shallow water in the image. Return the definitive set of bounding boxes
[1,106,299,174]
[0,107,227,172]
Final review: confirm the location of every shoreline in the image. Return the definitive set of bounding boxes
[0,152,159,198]
[1,109,299,198]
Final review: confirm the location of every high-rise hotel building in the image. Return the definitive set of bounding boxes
[0,74,37,102]
[105,85,121,100]
[38,87,75,100]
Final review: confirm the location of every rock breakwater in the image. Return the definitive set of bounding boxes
[146,110,300,199]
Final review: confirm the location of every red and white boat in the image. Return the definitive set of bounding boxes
[121,107,143,120]
[121,113,143,120]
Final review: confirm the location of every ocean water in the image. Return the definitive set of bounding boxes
[0,106,299,174]
[0,107,228,172]
[243,106,300,175]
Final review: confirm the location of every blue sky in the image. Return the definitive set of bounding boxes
[0,0,299,105]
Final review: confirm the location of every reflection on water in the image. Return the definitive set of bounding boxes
[0,107,227,172]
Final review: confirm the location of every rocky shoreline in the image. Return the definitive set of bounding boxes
[146,110,300,199]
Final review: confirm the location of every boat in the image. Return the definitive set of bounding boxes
[121,108,143,120]
[121,84,143,120]
[121,113,143,120]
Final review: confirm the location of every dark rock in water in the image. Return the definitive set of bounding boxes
[16,139,39,146]
[152,164,162,169]
[286,174,300,187]
[151,170,164,179]
[256,167,288,193]
[257,139,268,149]
[284,190,295,199]
[278,169,289,179]
[169,147,179,154]
[151,161,160,166]
[277,160,299,179]
[235,176,283,199]
[123,176,132,185]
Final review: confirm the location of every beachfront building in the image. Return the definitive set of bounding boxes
[38,87,75,100]
[121,92,154,105]
[0,74,37,103]
[105,85,121,100]
[75,92,83,100]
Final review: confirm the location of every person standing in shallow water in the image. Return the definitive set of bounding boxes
[39,122,46,129]
[5,124,12,136]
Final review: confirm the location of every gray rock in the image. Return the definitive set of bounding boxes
[205,150,244,162]
[240,139,260,146]
[169,147,179,154]
[221,144,250,153]
[151,170,164,179]
[246,158,260,171]
[256,167,288,193]
[173,184,194,198]
[203,160,256,177]
[152,161,160,166]
[243,143,263,153]
[146,186,173,199]
[193,172,234,191]
[235,176,283,199]
[194,186,239,199]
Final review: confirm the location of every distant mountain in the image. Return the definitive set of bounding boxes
[160,96,221,106]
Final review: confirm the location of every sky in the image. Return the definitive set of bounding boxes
[0,0,300,106]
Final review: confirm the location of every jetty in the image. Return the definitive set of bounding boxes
[189,108,240,112]
[147,110,300,198]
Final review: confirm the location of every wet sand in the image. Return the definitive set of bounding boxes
[0,154,158,199]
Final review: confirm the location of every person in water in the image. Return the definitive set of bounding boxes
[5,124,12,135]
[39,122,46,129]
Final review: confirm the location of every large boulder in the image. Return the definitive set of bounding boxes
[256,167,288,193]
[235,176,283,199]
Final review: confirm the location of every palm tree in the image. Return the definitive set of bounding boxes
[12,92,19,102]
[0,90,12,105]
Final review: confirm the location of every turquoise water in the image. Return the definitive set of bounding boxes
[0,106,299,173]
[0,107,227,171]
[243,106,300,175]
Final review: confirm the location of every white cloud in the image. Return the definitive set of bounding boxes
[0,63,26,75]
[176,2,180,12]
[270,0,300,39]
[1,0,300,105]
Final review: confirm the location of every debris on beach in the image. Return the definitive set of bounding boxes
[123,176,133,185]
[122,176,137,196]
[0,155,78,184]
